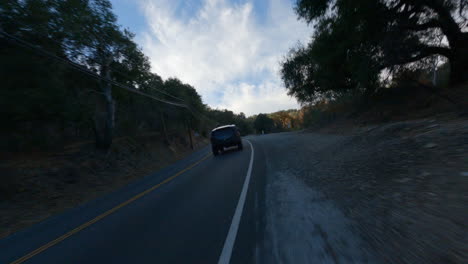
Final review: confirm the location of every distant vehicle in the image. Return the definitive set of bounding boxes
[210,125,243,156]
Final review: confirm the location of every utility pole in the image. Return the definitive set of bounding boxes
[186,117,194,150]
[159,108,169,145]
[94,56,115,150]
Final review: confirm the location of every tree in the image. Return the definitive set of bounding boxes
[269,110,299,130]
[80,0,135,150]
[254,114,275,133]
[282,0,468,104]
[205,108,253,135]
[1,0,218,152]
[233,112,253,135]
[61,0,161,149]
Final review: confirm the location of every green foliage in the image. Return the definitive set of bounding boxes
[206,109,254,135]
[299,93,362,127]
[282,0,468,106]
[253,114,275,133]
[268,109,302,130]
[0,0,215,151]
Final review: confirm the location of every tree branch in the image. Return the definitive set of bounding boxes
[409,45,451,59]
[425,0,462,43]
[380,45,451,69]
[412,19,441,30]
[399,18,441,31]
[460,0,468,20]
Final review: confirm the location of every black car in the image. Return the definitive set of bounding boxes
[210,125,243,156]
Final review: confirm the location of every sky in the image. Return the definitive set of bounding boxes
[110,0,311,116]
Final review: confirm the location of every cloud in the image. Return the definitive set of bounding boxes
[139,0,310,116]
[219,80,300,115]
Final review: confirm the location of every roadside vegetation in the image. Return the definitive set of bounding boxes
[0,0,260,237]
[238,1,467,135]
[280,0,467,126]
[1,0,212,153]
[1,0,465,241]
[269,2,467,262]
[0,0,218,237]
[0,0,257,154]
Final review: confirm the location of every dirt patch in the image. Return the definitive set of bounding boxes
[0,133,208,239]
[303,117,467,263]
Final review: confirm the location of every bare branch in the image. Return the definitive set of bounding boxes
[399,18,441,31]
[425,0,462,42]
[381,45,451,69]
[460,0,468,20]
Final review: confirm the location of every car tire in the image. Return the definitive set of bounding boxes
[212,146,219,156]
[238,142,243,150]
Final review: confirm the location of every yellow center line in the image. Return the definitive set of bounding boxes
[10,153,212,264]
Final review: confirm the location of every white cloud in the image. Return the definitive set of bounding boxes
[219,80,300,115]
[139,0,310,116]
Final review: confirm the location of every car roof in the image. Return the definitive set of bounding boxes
[211,124,237,132]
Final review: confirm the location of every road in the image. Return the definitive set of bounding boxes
[0,132,378,264]
[0,138,263,264]
[2,123,465,264]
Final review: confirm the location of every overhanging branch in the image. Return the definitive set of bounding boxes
[425,0,462,40]
[406,19,441,31]
[418,45,451,57]
[380,45,451,69]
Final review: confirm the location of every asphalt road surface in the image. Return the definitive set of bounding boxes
[0,138,262,264]
[1,133,377,264]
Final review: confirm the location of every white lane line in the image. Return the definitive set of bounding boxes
[218,139,255,264]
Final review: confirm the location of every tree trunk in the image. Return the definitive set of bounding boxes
[449,38,468,86]
[94,60,115,150]
[186,118,193,150]
[160,109,169,145]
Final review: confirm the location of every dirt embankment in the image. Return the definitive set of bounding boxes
[306,116,467,263]
[0,133,208,239]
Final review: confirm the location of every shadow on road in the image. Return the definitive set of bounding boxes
[215,146,244,158]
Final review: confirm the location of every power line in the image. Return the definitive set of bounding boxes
[188,108,218,125]
[0,27,219,126]
[105,66,186,103]
[0,29,188,108]
[1,20,187,102]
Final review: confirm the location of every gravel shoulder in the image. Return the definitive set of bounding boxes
[255,117,467,263]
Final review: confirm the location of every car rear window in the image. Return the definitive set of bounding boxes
[212,128,235,139]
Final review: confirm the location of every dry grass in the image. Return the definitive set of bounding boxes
[0,133,208,238]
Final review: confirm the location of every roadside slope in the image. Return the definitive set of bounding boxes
[255,117,467,263]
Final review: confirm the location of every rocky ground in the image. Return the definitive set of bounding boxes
[256,115,467,263]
